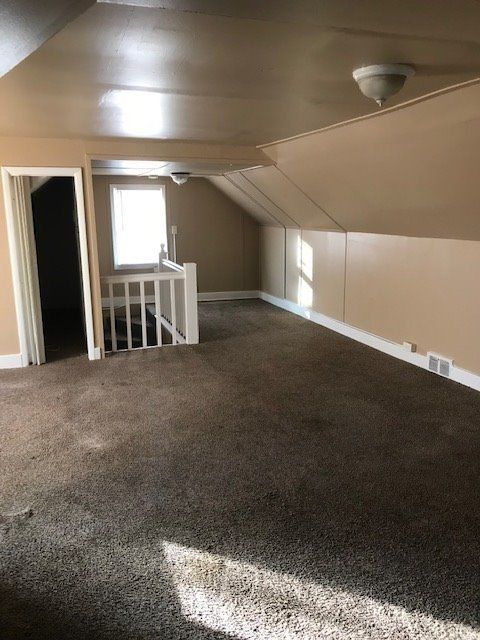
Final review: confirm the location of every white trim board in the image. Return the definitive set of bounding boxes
[1,166,99,365]
[198,290,259,302]
[0,353,23,369]
[259,291,480,393]
[102,294,155,309]
[102,290,260,307]
[160,315,186,345]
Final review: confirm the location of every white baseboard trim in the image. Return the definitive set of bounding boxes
[198,290,260,302]
[90,347,102,360]
[102,291,260,308]
[0,353,23,369]
[260,291,480,392]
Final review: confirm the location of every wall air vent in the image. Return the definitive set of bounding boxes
[427,353,453,378]
[439,358,452,378]
[428,354,439,373]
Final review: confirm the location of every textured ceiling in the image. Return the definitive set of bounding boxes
[1,1,480,143]
[99,0,480,42]
[0,0,94,77]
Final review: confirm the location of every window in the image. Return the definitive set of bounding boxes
[110,184,167,269]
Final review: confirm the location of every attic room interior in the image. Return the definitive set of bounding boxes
[1,2,480,639]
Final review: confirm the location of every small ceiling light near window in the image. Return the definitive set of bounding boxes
[352,63,415,107]
[171,172,190,185]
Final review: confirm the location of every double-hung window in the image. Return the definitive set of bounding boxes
[110,184,167,270]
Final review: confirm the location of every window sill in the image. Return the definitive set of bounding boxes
[113,264,157,271]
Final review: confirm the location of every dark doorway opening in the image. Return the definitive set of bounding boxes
[31,177,86,362]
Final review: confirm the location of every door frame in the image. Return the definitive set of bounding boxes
[2,167,96,364]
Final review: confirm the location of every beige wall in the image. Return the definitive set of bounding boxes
[93,175,259,294]
[345,233,480,374]
[284,228,345,321]
[285,228,300,303]
[261,227,480,375]
[0,136,266,356]
[260,226,285,299]
[0,201,18,355]
[301,230,345,321]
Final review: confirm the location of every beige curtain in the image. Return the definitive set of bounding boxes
[13,176,45,365]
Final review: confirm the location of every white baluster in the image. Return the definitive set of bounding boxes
[154,279,162,346]
[140,280,147,348]
[170,279,177,345]
[109,282,117,351]
[124,282,132,350]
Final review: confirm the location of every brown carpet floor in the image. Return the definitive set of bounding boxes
[1,300,480,639]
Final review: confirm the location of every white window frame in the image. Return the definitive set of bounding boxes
[109,183,168,271]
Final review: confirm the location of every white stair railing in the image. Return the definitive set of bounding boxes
[101,261,198,353]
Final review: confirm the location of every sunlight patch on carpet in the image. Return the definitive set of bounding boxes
[163,541,477,640]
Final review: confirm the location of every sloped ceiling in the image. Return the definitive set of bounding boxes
[0,0,94,77]
[261,81,480,240]
[213,81,480,241]
[208,176,281,227]
[1,1,480,142]
[102,1,480,45]
[210,166,342,231]
[225,173,299,228]
[242,166,342,231]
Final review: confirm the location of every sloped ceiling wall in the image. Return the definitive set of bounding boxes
[261,81,480,240]
[208,176,280,227]
[211,166,342,230]
[6,0,480,142]
[244,166,343,231]
[214,81,480,241]
[226,172,298,228]
[0,1,94,77]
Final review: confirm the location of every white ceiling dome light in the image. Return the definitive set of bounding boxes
[352,64,415,107]
[171,172,190,185]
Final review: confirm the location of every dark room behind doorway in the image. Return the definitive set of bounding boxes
[31,177,86,361]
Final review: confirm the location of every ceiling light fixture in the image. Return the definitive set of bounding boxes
[352,64,415,107]
[171,172,190,185]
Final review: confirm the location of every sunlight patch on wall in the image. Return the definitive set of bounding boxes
[163,541,477,640]
[298,237,313,308]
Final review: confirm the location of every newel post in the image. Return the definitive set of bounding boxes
[183,262,199,344]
